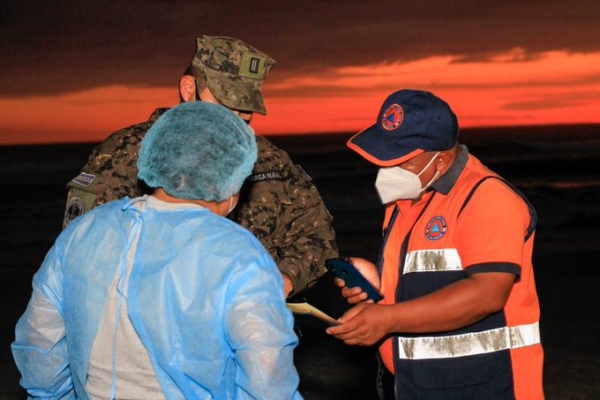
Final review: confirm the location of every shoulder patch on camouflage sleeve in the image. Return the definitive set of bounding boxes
[71,172,96,188]
[247,171,285,183]
[63,196,85,227]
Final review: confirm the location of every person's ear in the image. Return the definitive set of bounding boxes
[179,75,197,102]
[435,151,453,174]
[436,150,454,173]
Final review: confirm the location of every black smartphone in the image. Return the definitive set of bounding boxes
[325,258,383,302]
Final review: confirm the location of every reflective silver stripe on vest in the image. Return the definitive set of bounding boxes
[404,249,462,274]
[398,321,540,360]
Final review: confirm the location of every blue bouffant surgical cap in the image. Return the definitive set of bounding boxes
[137,102,257,202]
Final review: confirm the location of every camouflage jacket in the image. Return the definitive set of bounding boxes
[64,108,339,294]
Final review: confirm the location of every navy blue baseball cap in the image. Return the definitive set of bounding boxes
[347,89,459,166]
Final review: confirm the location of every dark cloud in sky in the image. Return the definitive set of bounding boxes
[502,90,600,111]
[1,0,599,98]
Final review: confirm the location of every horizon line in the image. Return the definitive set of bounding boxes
[1,122,599,147]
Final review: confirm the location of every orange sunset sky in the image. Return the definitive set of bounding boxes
[1,1,599,145]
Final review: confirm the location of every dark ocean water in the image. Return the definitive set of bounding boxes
[1,124,599,399]
[1,123,599,272]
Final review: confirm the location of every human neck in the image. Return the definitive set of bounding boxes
[151,188,224,215]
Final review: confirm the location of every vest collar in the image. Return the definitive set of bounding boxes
[430,144,469,195]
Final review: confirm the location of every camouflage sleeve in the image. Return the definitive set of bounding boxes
[230,136,339,295]
[63,109,167,229]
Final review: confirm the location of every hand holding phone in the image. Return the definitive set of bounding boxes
[325,258,383,302]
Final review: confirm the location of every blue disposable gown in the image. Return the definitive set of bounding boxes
[12,196,302,399]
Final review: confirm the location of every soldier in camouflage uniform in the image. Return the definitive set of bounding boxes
[64,35,339,297]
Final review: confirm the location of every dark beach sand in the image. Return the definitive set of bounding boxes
[1,125,599,399]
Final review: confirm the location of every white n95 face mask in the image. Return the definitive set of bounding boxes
[374,152,441,203]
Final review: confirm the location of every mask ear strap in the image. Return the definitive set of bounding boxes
[417,151,441,177]
[226,196,236,215]
[418,152,442,193]
[420,170,441,193]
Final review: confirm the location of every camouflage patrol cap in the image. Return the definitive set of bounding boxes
[191,35,276,115]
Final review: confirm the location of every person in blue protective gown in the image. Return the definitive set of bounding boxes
[11,101,302,400]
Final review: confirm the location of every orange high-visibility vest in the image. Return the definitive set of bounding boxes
[378,149,544,399]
